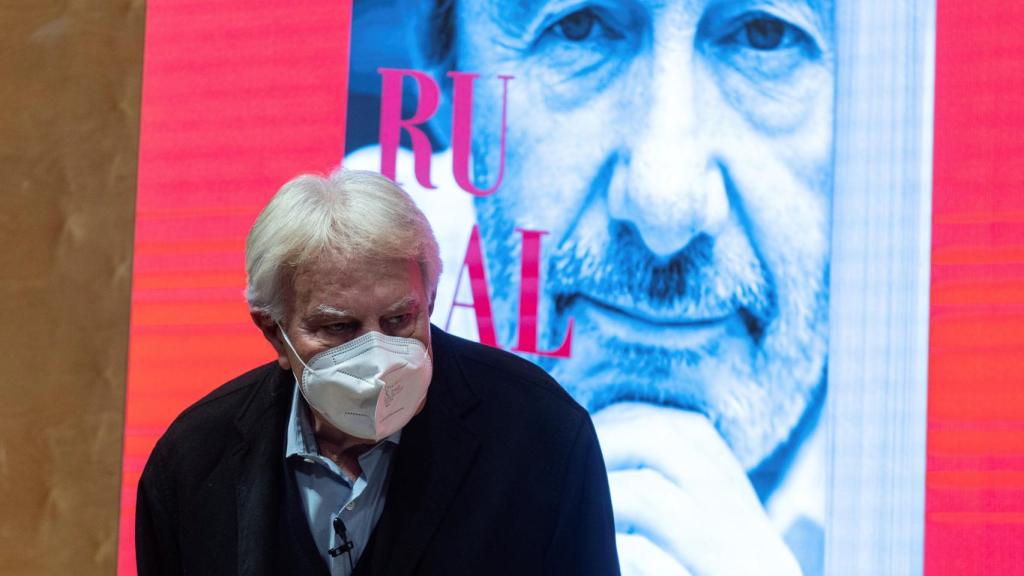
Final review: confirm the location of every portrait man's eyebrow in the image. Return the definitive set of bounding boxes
[340,0,836,573]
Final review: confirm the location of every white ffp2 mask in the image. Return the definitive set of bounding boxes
[279,328,432,441]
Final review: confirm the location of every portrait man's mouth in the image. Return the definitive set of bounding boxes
[571,292,740,349]
[547,226,779,351]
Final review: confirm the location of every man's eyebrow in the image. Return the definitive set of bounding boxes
[495,0,540,23]
[384,296,419,314]
[311,305,353,319]
[491,0,548,37]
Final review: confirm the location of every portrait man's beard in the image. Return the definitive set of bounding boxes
[474,187,830,472]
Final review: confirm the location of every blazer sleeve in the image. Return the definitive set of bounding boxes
[543,415,621,576]
[136,446,182,576]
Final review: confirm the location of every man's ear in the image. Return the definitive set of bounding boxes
[250,311,292,371]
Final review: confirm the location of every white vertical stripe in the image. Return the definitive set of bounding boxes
[827,1,936,574]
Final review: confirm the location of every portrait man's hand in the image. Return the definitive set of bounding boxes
[594,403,802,576]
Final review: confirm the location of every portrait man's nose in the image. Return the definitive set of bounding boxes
[607,32,730,258]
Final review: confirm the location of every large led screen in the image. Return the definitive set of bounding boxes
[118,1,1024,575]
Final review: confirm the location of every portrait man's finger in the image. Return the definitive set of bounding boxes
[616,533,692,576]
[593,402,755,491]
[596,402,802,575]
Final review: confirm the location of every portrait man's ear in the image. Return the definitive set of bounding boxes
[250,310,291,370]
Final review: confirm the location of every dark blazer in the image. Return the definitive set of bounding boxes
[136,325,619,575]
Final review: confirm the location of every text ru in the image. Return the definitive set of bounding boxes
[376,68,573,358]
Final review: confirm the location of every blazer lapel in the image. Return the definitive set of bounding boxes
[364,327,482,576]
[233,367,293,576]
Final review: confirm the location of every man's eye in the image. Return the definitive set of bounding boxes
[384,314,411,328]
[697,5,829,131]
[728,13,813,54]
[744,16,785,50]
[700,8,823,89]
[546,7,624,44]
[554,8,598,41]
[325,322,355,334]
[530,4,636,106]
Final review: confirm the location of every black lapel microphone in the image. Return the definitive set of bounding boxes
[329,516,355,570]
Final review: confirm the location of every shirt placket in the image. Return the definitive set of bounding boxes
[328,449,377,575]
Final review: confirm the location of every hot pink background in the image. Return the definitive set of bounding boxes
[927,1,1024,574]
[118,1,351,571]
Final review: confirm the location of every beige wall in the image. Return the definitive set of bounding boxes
[0,1,143,573]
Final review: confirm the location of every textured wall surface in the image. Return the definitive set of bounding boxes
[0,0,143,573]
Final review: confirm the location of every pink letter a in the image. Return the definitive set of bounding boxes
[446,225,499,347]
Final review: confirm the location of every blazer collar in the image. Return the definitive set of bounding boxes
[425,324,481,416]
[233,364,293,441]
[234,365,294,576]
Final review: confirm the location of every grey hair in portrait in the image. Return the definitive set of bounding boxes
[245,169,442,322]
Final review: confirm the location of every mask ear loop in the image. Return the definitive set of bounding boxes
[276,322,312,371]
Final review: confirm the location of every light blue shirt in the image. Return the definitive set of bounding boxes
[285,385,400,575]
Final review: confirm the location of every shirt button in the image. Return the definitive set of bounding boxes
[346,502,355,511]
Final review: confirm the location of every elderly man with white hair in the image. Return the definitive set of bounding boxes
[135,170,618,576]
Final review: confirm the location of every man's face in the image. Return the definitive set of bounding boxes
[454,0,833,470]
[271,255,433,381]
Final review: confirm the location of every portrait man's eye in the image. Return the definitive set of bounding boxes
[531,4,636,87]
[696,4,829,131]
[550,8,614,42]
[702,8,823,83]
[742,15,790,50]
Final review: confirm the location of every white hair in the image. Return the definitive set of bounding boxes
[245,169,442,322]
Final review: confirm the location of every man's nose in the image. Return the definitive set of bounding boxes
[607,47,729,258]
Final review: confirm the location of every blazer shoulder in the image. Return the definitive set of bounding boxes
[436,328,587,420]
[150,362,286,462]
